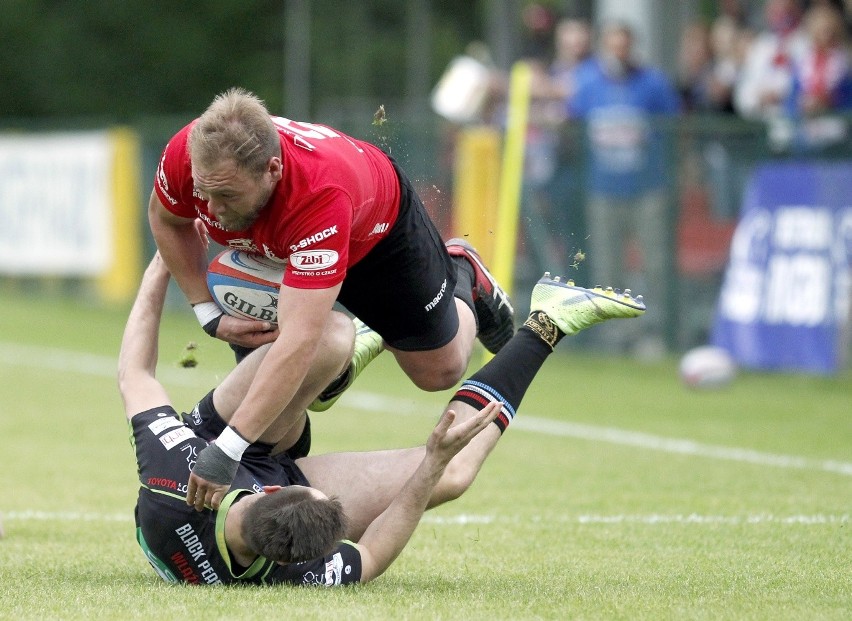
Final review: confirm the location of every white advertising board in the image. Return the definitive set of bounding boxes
[0,131,113,275]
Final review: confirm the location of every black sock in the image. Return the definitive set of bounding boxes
[281,413,312,460]
[450,319,557,433]
[451,254,477,325]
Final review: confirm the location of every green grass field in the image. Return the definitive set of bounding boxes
[1,289,850,620]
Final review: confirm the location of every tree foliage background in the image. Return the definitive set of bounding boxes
[0,0,488,122]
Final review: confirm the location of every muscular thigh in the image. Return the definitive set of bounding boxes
[296,446,425,539]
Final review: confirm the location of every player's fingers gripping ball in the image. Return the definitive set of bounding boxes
[207,250,285,324]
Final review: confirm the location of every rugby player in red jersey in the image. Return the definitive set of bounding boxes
[149,88,515,509]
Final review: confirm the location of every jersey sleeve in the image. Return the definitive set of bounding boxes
[281,188,353,290]
[153,124,198,219]
[265,541,362,586]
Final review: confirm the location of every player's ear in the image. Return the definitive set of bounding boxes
[262,485,283,494]
[267,157,283,181]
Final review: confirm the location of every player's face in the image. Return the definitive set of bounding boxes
[193,158,280,231]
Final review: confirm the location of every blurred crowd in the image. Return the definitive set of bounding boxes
[510,0,852,125]
[435,0,852,359]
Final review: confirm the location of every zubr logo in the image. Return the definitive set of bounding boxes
[290,249,338,271]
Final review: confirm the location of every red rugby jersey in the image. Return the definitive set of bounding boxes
[154,117,400,289]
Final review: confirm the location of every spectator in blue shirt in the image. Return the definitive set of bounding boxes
[568,21,681,357]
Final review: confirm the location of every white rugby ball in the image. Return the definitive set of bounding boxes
[207,250,285,323]
[679,346,736,389]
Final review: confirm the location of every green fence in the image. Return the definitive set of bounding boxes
[510,112,852,353]
[3,110,850,356]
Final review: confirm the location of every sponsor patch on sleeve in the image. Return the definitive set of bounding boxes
[289,249,339,272]
[324,552,345,586]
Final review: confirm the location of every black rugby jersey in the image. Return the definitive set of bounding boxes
[131,406,361,586]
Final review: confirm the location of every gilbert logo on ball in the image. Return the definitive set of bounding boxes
[679,346,737,389]
[207,250,285,323]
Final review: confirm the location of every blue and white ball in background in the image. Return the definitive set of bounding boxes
[679,346,737,389]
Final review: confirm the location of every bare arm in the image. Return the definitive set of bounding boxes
[186,281,341,510]
[355,402,501,583]
[147,190,211,305]
[117,253,172,419]
[228,282,340,440]
[148,191,278,348]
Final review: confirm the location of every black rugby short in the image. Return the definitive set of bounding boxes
[337,158,459,352]
[186,390,312,461]
[134,405,310,491]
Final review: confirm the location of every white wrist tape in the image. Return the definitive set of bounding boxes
[193,302,224,327]
[216,426,250,461]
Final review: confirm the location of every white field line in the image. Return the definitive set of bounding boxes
[2,342,851,478]
[342,392,852,477]
[422,513,852,525]
[3,510,848,526]
[0,342,221,388]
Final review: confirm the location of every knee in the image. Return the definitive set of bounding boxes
[393,342,469,391]
[434,459,477,504]
[320,313,356,372]
[408,361,466,392]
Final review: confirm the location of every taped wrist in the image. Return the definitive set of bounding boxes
[192,443,240,486]
[193,302,224,337]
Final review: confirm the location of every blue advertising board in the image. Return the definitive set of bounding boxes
[712,162,852,374]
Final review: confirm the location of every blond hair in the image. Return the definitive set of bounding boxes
[189,87,279,176]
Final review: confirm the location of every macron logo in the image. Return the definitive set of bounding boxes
[424,278,447,312]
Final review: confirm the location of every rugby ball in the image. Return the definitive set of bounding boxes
[207,250,285,323]
[679,346,737,389]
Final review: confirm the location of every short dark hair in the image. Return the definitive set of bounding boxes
[241,487,348,563]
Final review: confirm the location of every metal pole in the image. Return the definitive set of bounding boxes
[284,0,311,118]
[405,0,432,119]
[486,0,520,72]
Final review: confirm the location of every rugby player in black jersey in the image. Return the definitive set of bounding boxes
[119,253,643,586]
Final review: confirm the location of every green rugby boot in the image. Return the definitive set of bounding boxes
[529,272,646,336]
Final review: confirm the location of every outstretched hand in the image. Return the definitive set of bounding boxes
[426,401,502,467]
